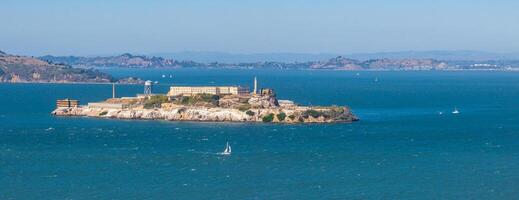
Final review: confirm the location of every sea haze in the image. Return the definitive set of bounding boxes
[1,69,519,199]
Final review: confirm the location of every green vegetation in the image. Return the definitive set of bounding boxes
[262,113,275,122]
[177,94,219,106]
[180,97,193,105]
[303,109,322,118]
[300,106,348,119]
[321,106,344,118]
[276,112,286,121]
[302,108,345,119]
[288,115,296,120]
[99,111,108,116]
[246,110,255,116]
[144,95,169,109]
[238,104,251,111]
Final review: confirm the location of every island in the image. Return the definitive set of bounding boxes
[52,78,358,123]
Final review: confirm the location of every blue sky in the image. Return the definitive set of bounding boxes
[1,0,518,56]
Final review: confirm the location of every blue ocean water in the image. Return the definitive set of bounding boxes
[1,69,519,199]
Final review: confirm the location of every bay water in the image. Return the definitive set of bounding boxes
[1,69,519,199]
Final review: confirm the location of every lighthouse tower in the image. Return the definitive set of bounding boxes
[253,76,258,95]
[112,83,116,98]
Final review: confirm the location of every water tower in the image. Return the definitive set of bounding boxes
[144,80,153,95]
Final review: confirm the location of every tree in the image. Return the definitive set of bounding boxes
[262,114,275,122]
[276,112,286,121]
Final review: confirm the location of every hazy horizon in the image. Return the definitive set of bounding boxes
[2,0,519,56]
[28,50,519,63]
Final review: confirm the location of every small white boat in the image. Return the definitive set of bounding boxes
[438,111,443,115]
[161,74,166,78]
[169,75,173,78]
[220,142,231,155]
[452,108,460,114]
[374,77,379,82]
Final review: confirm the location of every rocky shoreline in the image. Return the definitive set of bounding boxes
[52,82,358,124]
[52,102,358,124]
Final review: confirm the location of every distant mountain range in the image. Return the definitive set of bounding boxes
[39,52,519,71]
[150,50,519,63]
[3,49,519,84]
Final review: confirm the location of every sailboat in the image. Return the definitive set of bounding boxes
[220,142,232,155]
[452,108,460,114]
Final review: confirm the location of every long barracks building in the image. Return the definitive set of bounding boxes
[167,86,249,96]
[166,77,259,97]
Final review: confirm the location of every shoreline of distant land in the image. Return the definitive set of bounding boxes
[4,49,519,84]
[73,65,519,71]
[0,50,143,84]
[39,53,519,71]
[0,81,142,85]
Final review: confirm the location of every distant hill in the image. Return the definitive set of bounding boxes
[0,51,114,83]
[308,57,449,70]
[39,52,519,71]
[40,53,214,69]
[150,52,339,63]
[151,50,519,63]
[40,53,184,68]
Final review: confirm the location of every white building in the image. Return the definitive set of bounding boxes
[167,86,249,96]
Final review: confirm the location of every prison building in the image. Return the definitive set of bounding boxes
[167,86,249,97]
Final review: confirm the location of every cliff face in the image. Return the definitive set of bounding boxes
[0,51,114,83]
[52,94,358,123]
[52,104,357,123]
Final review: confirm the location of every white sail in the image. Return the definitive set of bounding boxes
[221,142,231,155]
[452,108,460,114]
